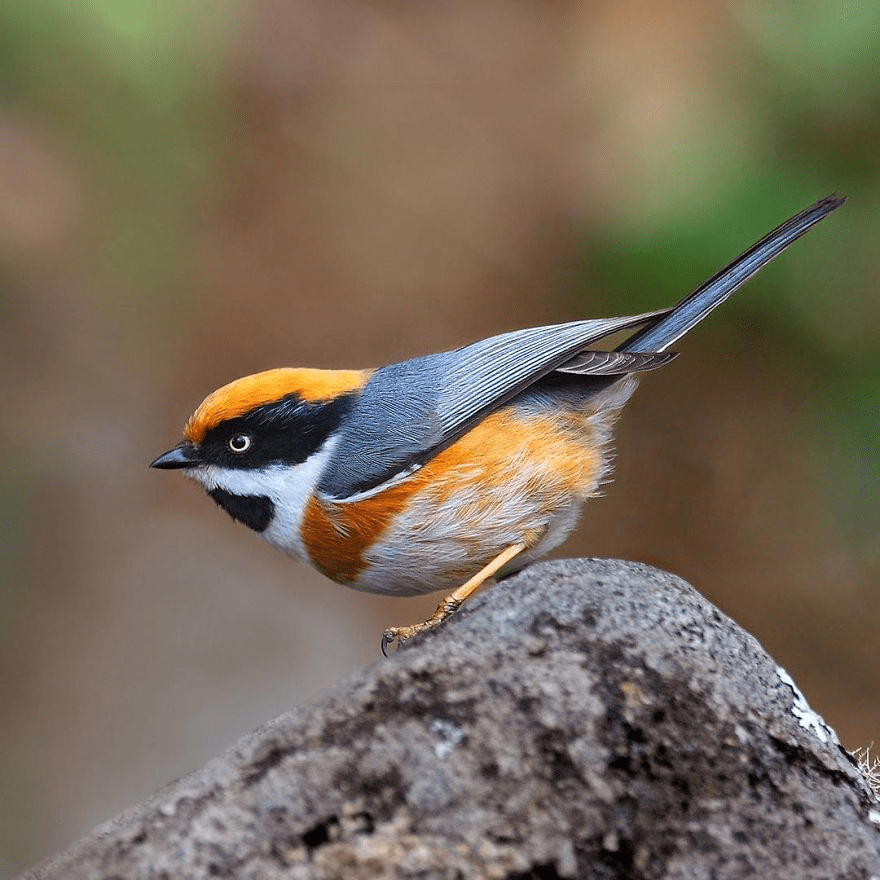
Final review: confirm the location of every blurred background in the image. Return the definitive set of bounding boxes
[1,1,878,874]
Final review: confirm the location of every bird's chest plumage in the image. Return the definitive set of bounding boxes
[299,401,616,596]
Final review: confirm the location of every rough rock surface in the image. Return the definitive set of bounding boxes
[21,559,880,879]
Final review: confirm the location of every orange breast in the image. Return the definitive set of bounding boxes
[301,406,603,585]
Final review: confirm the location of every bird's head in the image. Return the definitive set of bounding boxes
[151,368,369,542]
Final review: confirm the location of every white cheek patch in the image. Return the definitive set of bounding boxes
[187,438,337,562]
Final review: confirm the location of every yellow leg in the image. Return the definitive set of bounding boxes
[381,542,527,655]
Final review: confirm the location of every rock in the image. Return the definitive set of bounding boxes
[20,559,880,879]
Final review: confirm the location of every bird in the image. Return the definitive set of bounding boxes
[152,194,844,653]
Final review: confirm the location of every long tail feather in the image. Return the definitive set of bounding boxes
[619,193,845,354]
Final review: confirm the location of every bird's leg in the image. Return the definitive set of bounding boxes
[381,542,527,655]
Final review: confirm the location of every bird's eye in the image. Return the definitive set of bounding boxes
[227,433,252,454]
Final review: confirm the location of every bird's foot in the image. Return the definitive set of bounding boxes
[381,596,463,656]
[380,543,528,656]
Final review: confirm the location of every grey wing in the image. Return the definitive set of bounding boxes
[317,310,669,500]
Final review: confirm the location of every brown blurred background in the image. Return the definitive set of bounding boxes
[1,1,878,874]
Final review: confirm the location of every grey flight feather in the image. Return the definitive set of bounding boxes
[432,310,671,436]
[317,194,845,501]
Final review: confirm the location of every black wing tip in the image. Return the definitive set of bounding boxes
[616,192,845,355]
[774,192,846,237]
[812,192,847,215]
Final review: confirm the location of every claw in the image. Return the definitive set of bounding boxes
[380,625,419,657]
[380,630,397,657]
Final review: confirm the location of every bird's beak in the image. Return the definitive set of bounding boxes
[150,443,203,470]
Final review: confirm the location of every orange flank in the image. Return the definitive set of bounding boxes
[302,405,602,584]
[184,368,371,442]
